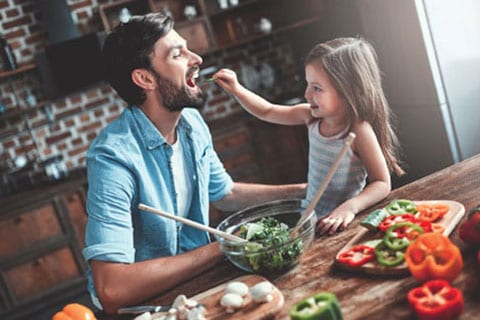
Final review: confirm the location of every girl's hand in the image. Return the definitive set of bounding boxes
[316,209,355,236]
[211,68,241,94]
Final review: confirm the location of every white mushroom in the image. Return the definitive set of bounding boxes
[165,313,177,320]
[224,281,249,297]
[134,312,152,320]
[187,305,207,320]
[172,295,188,309]
[220,292,244,313]
[250,281,274,303]
[165,308,177,320]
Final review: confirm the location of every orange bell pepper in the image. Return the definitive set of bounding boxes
[415,203,450,222]
[52,303,96,320]
[405,232,463,282]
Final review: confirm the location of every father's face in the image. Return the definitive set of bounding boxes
[151,67,206,112]
[149,30,206,112]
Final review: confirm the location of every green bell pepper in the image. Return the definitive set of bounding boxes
[290,292,343,320]
[384,222,424,250]
[385,199,416,215]
[374,241,405,267]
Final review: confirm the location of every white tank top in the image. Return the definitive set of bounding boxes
[305,120,367,217]
[171,139,193,218]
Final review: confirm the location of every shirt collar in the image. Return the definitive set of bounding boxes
[130,106,193,150]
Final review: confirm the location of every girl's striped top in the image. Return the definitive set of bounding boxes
[305,120,367,217]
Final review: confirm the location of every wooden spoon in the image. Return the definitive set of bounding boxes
[138,203,246,243]
[292,132,356,232]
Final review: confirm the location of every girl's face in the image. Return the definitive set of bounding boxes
[304,63,349,120]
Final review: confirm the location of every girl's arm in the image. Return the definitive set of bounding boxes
[317,121,391,235]
[213,68,312,125]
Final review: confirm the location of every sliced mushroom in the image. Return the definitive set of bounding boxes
[250,281,274,303]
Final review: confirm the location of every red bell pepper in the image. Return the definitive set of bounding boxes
[378,214,415,232]
[458,205,480,246]
[407,280,464,320]
[379,214,432,233]
[337,244,375,267]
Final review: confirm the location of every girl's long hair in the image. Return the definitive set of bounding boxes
[305,37,404,175]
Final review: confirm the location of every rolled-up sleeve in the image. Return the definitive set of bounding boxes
[83,144,136,264]
[208,147,233,201]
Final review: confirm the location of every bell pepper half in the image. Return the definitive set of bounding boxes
[290,292,343,320]
[407,279,464,320]
[52,303,96,320]
[415,203,450,222]
[458,204,480,246]
[385,222,424,250]
[337,245,375,267]
[374,241,405,267]
[385,199,416,215]
[405,232,463,282]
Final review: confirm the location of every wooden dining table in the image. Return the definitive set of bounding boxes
[145,154,480,320]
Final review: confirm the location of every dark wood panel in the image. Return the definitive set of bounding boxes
[63,190,88,249]
[0,203,62,259]
[5,247,81,304]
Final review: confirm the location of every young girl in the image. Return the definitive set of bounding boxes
[213,37,404,235]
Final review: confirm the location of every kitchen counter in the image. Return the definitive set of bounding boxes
[145,154,480,319]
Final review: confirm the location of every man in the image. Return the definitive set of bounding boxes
[83,13,305,314]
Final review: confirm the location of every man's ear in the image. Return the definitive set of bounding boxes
[131,69,156,90]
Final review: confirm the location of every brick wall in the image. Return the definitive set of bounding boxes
[0,0,304,191]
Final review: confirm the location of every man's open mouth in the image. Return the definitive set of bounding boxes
[186,69,199,88]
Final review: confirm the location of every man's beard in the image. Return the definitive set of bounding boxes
[152,68,206,112]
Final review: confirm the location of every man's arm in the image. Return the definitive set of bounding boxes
[91,242,223,314]
[212,182,306,213]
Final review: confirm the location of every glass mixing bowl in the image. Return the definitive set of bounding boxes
[215,199,315,275]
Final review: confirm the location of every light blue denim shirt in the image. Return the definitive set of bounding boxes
[83,106,233,306]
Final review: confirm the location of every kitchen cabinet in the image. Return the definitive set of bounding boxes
[98,0,321,54]
[0,177,88,320]
[0,63,36,80]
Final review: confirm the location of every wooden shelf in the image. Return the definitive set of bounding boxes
[209,16,320,53]
[0,63,36,80]
[206,0,263,17]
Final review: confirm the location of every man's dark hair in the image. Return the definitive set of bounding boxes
[102,13,174,106]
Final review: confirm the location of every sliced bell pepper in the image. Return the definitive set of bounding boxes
[374,241,405,267]
[430,222,445,234]
[458,205,480,246]
[407,279,464,320]
[385,222,424,250]
[385,199,416,215]
[415,203,450,222]
[338,245,375,267]
[378,214,415,232]
[405,232,463,282]
[290,292,343,320]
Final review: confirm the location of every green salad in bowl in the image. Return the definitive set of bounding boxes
[215,199,315,274]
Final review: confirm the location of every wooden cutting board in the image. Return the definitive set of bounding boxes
[334,200,465,276]
[151,275,284,320]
